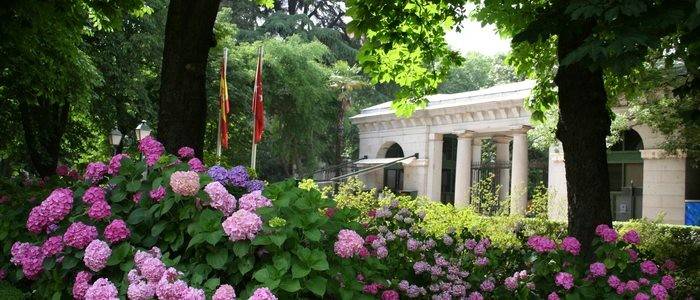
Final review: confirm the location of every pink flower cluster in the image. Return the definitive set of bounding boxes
[87,199,112,220]
[238,190,272,212]
[64,222,98,249]
[72,271,93,299]
[84,162,108,183]
[83,240,111,272]
[554,272,574,290]
[589,262,606,277]
[27,188,74,233]
[108,154,129,175]
[188,158,207,172]
[527,235,557,253]
[82,187,106,205]
[177,146,195,159]
[149,186,166,202]
[169,171,200,196]
[250,287,277,300]
[334,229,365,258]
[138,136,165,166]
[222,210,262,241]
[204,182,236,215]
[40,236,64,257]
[623,230,640,244]
[212,284,236,300]
[85,278,119,300]
[560,236,580,255]
[127,247,207,300]
[595,224,618,243]
[10,242,45,279]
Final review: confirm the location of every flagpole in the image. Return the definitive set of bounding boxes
[217,47,228,164]
[251,46,263,170]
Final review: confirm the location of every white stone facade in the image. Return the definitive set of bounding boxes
[352,81,696,225]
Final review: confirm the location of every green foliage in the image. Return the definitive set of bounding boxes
[526,182,549,219]
[438,52,522,94]
[469,174,508,216]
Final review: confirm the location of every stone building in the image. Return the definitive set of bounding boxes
[350,80,698,224]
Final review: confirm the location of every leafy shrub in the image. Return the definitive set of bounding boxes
[469,174,509,216]
[526,182,549,219]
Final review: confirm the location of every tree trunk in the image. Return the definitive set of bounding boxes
[555,26,613,255]
[18,98,70,177]
[157,0,220,158]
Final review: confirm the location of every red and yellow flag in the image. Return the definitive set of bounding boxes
[219,54,230,149]
[251,48,265,144]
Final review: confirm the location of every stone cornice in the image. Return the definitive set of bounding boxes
[640,149,687,160]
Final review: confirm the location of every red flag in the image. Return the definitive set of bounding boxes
[219,55,230,149]
[252,48,265,144]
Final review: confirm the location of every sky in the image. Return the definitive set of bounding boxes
[445,19,512,56]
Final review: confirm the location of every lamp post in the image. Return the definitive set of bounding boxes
[135,120,152,141]
[108,127,123,154]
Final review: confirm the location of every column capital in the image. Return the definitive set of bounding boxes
[453,130,475,139]
[509,125,533,134]
[472,138,483,146]
[428,133,443,141]
[492,135,512,144]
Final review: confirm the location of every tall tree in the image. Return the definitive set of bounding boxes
[346,0,699,253]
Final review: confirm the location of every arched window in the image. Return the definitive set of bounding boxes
[383,143,404,193]
[385,143,404,158]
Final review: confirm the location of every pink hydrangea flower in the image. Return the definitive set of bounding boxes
[634,293,650,300]
[475,256,489,266]
[188,158,207,172]
[140,257,166,283]
[138,136,165,166]
[504,276,518,290]
[250,287,277,300]
[238,190,272,212]
[626,280,640,292]
[0,269,5,280]
[527,235,556,253]
[560,236,580,255]
[554,272,574,290]
[627,249,639,262]
[64,222,98,249]
[87,200,111,220]
[595,224,618,243]
[169,171,200,196]
[10,242,45,280]
[608,275,622,288]
[104,219,131,244]
[149,186,166,202]
[480,279,495,292]
[73,271,93,300]
[589,262,606,277]
[467,292,483,300]
[27,188,74,233]
[177,147,195,159]
[334,229,365,258]
[651,283,668,300]
[127,281,156,300]
[622,230,640,244]
[83,240,111,272]
[56,164,70,176]
[204,182,237,215]
[222,210,262,241]
[381,290,399,300]
[547,292,560,300]
[640,260,658,275]
[82,187,106,205]
[84,162,108,183]
[660,275,675,289]
[662,259,677,271]
[362,283,383,294]
[41,236,64,257]
[132,192,142,204]
[212,284,236,300]
[84,278,118,300]
[108,153,129,175]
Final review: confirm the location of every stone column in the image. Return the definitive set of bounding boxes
[472,138,482,165]
[426,133,443,201]
[454,131,474,207]
[493,136,512,201]
[510,127,530,215]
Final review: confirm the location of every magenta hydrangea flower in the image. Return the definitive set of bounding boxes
[73,271,93,300]
[177,147,195,159]
[56,164,70,176]
[87,200,111,220]
[467,291,483,300]
[475,256,489,266]
[204,182,237,215]
[212,284,236,300]
[547,292,560,300]
[27,188,74,233]
[595,224,618,243]
[84,240,111,272]
[84,278,118,300]
[127,281,156,300]
[108,153,129,175]
[560,236,580,255]
[627,249,639,262]
[589,262,606,277]
[0,269,5,280]
[334,229,365,258]
[250,287,277,300]
[104,219,130,244]
[555,272,574,290]
[660,275,675,289]
[608,275,622,288]
[10,242,45,280]
[41,236,64,257]
[140,257,166,283]
[222,210,262,241]
[662,259,677,271]
[64,222,98,249]
[480,279,495,292]
[362,283,383,294]
[527,235,557,253]
[188,158,207,172]
[84,162,108,183]
[138,136,165,166]
[381,290,399,300]
[651,284,668,300]
[238,190,272,212]
[626,280,640,292]
[82,187,105,205]
[149,186,166,202]
[170,171,200,196]
[622,230,640,244]
[504,276,518,290]
[634,293,650,300]
[640,260,658,275]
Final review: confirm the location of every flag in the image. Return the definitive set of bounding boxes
[219,52,230,149]
[252,48,265,144]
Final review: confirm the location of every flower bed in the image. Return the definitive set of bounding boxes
[0,138,695,299]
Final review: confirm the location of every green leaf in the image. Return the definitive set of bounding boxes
[238,256,254,275]
[306,275,327,296]
[273,253,291,273]
[291,262,310,279]
[309,253,329,271]
[279,278,301,292]
[43,258,56,270]
[126,180,142,192]
[251,235,272,246]
[107,243,132,266]
[270,233,286,247]
[253,267,273,283]
[604,258,616,269]
[206,231,222,246]
[110,190,126,203]
[61,256,78,270]
[127,208,146,224]
[304,228,321,241]
[232,242,249,257]
[204,278,220,290]
[151,177,163,190]
[187,233,207,249]
[151,221,167,237]
[51,292,61,300]
[206,248,228,269]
